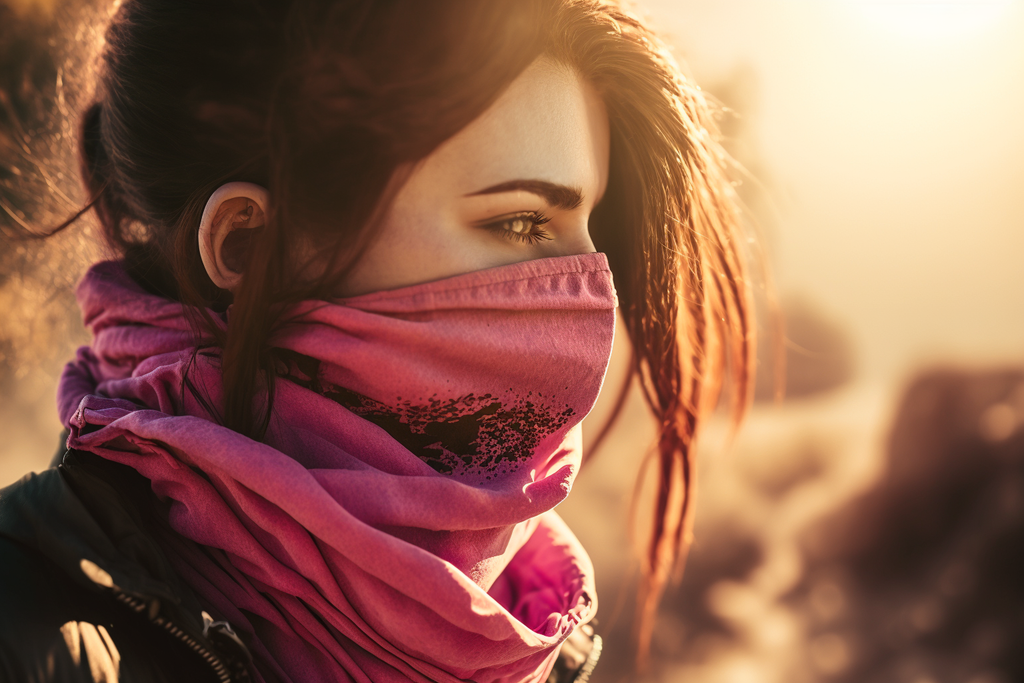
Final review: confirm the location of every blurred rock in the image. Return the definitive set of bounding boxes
[793,367,1024,683]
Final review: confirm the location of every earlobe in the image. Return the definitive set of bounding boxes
[198,182,270,291]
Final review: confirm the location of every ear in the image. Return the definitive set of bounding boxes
[198,182,270,291]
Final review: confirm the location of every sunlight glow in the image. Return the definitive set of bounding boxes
[845,0,1014,40]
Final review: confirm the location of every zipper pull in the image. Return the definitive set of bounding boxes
[202,611,254,671]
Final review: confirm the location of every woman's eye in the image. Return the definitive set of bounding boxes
[478,211,553,245]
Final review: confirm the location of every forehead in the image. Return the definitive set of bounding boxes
[420,56,609,196]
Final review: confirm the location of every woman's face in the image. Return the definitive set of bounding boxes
[338,56,610,296]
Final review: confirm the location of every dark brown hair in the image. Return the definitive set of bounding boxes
[40,0,753,663]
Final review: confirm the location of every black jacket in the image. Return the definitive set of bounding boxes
[0,446,253,683]
[0,445,601,683]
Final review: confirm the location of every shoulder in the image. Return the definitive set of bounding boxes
[0,469,227,683]
[0,534,205,683]
[0,534,87,683]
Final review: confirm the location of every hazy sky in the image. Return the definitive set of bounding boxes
[643,0,1024,380]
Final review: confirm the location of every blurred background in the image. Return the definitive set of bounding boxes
[1,1,1022,682]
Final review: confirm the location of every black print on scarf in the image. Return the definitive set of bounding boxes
[274,350,575,477]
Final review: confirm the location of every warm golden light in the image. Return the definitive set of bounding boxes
[5,0,59,16]
[844,0,1013,40]
[3,2,1023,681]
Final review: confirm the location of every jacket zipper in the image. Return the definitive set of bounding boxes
[112,590,234,683]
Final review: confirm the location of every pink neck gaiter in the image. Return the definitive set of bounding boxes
[59,253,616,683]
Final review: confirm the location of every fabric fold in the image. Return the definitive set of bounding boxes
[60,253,616,682]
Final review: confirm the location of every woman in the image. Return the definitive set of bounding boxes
[0,0,753,681]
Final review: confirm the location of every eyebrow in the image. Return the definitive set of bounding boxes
[465,179,584,211]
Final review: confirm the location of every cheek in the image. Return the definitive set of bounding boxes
[339,214,437,295]
[377,185,476,261]
[379,169,461,248]
[337,197,485,296]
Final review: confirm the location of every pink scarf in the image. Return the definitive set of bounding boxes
[58,253,616,683]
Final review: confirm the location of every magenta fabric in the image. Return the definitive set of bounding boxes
[58,253,617,683]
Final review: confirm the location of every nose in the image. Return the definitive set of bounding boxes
[546,220,597,257]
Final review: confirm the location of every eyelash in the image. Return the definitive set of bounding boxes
[478,211,553,245]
